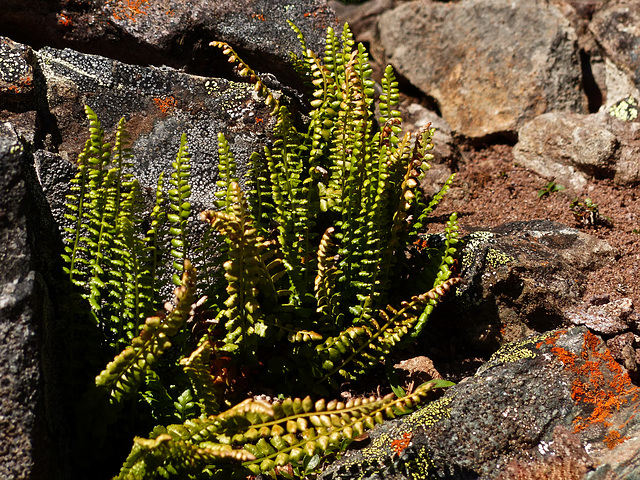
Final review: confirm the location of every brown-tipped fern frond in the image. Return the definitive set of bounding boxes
[115,380,451,480]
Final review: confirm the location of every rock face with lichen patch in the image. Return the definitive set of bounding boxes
[429,220,615,356]
[32,41,278,223]
[0,0,335,92]
[320,327,640,480]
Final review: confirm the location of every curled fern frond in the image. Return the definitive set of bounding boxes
[95,260,197,404]
[210,41,279,114]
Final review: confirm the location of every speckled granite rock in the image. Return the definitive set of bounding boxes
[320,327,640,479]
[0,130,69,480]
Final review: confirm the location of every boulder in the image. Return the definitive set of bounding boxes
[320,327,640,479]
[0,0,335,91]
[513,110,640,191]
[378,0,587,139]
[590,2,640,92]
[429,220,616,356]
[0,130,69,480]
[27,40,280,224]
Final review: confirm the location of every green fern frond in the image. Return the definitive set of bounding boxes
[116,380,449,479]
[200,182,276,357]
[180,340,221,416]
[167,133,192,286]
[145,172,168,307]
[316,277,463,386]
[95,260,197,404]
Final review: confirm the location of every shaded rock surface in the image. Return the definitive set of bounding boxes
[377,0,587,139]
[320,327,640,480]
[430,220,615,356]
[0,132,68,480]
[0,0,336,90]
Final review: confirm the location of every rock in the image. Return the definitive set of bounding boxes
[378,0,587,139]
[513,110,640,190]
[429,220,616,355]
[0,0,335,92]
[31,41,277,219]
[320,327,640,480]
[513,111,618,191]
[0,131,68,480]
[590,3,640,91]
[565,297,634,335]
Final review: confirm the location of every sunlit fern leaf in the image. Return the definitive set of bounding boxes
[95,260,197,404]
[145,172,169,309]
[116,381,450,479]
[379,65,402,129]
[214,132,239,212]
[167,133,192,286]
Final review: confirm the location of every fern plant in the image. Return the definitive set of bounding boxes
[206,22,460,392]
[64,22,462,480]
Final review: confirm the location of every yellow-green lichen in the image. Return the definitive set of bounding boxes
[608,96,639,122]
[484,248,514,267]
[407,395,452,428]
[404,446,438,480]
[478,331,556,375]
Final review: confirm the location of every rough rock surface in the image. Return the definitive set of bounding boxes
[378,0,587,139]
[32,40,277,220]
[513,111,640,192]
[430,220,615,355]
[320,327,640,480]
[0,0,336,90]
[590,3,640,92]
[0,132,68,480]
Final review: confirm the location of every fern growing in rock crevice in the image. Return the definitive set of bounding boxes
[65,22,461,480]
[208,22,460,394]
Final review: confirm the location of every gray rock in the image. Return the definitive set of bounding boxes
[566,297,634,335]
[513,111,618,191]
[320,327,640,480]
[378,0,587,139]
[431,220,616,355]
[590,3,640,91]
[0,0,335,92]
[33,42,277,217]
[0,132,68,480]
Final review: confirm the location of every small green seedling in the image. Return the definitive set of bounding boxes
[538,180,565,198]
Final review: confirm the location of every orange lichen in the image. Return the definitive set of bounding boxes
[153,96,176,116]
[107,0,149,22]
[252,13,266,21]
[58,13,72,27]
[546,330,638,448]
[255,117,263,124]
[390,432,412,457]
[5,75,33,94]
